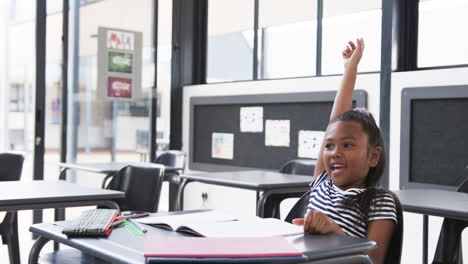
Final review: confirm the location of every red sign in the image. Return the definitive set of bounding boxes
[108,77,132,98]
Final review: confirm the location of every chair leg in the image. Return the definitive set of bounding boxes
[6,231,20,264]
[432,219,468,264]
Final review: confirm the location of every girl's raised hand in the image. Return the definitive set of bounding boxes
[343,38,364,69]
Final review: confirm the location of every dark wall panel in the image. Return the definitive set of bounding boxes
[189,91,367,171]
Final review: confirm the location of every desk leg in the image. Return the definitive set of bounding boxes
[56,168,68,222]
[167,173,181,211]
[257,190,273,218]
[176,179,189,211]
[53,168,69,251]
[28,236,50,264]
[423,214,428,264]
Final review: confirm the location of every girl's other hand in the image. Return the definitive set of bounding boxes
[343,38,364,69]
[296,211,345,235]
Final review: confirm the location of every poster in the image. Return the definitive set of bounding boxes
[107,30,135,51]
[108,52,133,73]
[240,106,263,132]
[265,120,290,147]
[98,27,142,100]
[212,133,234,160]
[298,130,325,159]
[108,77,132,98]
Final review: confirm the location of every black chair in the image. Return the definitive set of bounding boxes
[284,190,311,223]
[279,159,317,176]
[386,192,404,264]
[0,152,24,264]
[285,190,404,264]
[154,150,186,172]
[102,164,165,213]
[155,150,186,211]
[432,177,468,264]
[263,159,316,219]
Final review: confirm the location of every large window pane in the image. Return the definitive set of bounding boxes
[2,0,36,182]
[67,0,155,166]
[322,0,381,75]
[44,2,63,182]
[418,0,468,67]
[207,0,254,83]
[259,0,317,79]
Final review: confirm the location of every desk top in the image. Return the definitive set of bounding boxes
[394,189,468,221]
[0,180,124,210]
[30,210,375,264]
[59,162,183,174]
[180,170,312,190]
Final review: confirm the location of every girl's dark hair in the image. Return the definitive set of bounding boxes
[332,108,388,222]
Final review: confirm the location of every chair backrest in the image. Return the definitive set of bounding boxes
[384,191,404,264]
[105,164,165,213]
[155,150,186,171]
[0,153,24,182]
[285,189,404,264]
[278,159,316,176]
[284,190,311,223]
[456,177,468,193]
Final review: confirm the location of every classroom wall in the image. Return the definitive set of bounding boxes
[181,68,468,263]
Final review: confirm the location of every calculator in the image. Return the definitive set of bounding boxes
[62,209,120,237]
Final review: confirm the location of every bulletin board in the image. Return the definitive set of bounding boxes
[189,90,367,171]
[400,85,468,191]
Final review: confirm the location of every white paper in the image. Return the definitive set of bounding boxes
[265,120,290,147]
[298,130,325,159]
[137,210,303,238]
[212,133,234,159]
[240,107,263,132]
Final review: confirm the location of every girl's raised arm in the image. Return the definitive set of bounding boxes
[313,38,365,179]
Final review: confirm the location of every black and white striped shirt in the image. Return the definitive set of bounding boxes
[306,172,397,238]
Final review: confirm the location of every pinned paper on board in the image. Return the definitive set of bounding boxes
[240,107,263,133]
[298,130,325,159]
[265,120,290,147]
[212,133,234,160]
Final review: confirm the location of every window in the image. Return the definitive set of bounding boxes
[259,0,317,79]
[322,0,381,75]
[418,0,468,67]
[69,0,156,163]
[207,0,254,83]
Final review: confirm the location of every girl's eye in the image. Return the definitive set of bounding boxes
[325,144,333,149]
[344,143,353,148]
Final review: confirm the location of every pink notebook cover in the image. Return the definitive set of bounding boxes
[144,236,302,258]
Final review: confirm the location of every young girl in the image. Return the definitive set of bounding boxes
[293,38,398,264]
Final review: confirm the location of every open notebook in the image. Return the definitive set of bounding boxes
[136,210,304,237]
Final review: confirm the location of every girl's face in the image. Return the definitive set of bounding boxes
[323,120,381,190]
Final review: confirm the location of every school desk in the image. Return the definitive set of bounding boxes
[28,210,376,264]
[177,170,312,218]
[394,189,468,264]
[0,180,123,264]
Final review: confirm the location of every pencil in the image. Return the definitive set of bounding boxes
[128,218,147,233]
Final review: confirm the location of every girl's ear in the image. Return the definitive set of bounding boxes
[368,146,382,168]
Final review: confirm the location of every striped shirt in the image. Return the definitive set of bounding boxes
[306,172,397,238]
